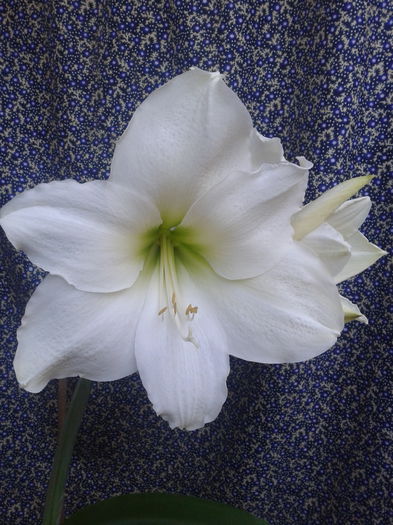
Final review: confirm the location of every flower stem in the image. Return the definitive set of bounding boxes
[42,378,92,525]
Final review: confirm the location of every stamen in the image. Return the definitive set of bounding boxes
[157,232,199,347]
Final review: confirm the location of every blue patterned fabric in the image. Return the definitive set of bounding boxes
[1,1,391,524]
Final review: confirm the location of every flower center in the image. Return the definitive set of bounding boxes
[157,230,199,348]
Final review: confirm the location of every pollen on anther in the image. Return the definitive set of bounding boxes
[158,306,168,316]
[185,304,198,319]
[171,292,178,315]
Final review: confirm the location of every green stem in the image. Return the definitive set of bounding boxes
[42,379,92,525]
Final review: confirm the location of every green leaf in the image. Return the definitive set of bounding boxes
[64,493,270,525]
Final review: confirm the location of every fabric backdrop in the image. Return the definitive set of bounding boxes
[1,1,391,524]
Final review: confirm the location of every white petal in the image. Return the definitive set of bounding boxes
[301,223,351,277]
[250,130,285,164]
[14,275,144,393]
[0,180,161,292]
[134,265,230,430]
[182,241,344,364]
[327,197,371,238]
[296,156,314,170]
[180,160,308,279]
[292,175,373,240]
[335,231,387,283]
[111,68,275,225]
[340,295,368,324]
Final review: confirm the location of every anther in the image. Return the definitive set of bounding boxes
[171,292,178,315]
[158,306,168,316]
[185,304,198,320]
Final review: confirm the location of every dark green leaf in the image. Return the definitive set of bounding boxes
[64,493,270,525]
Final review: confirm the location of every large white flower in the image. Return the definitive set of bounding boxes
[0,69,384,430]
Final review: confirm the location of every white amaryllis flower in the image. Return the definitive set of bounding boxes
[0,69,385,430]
